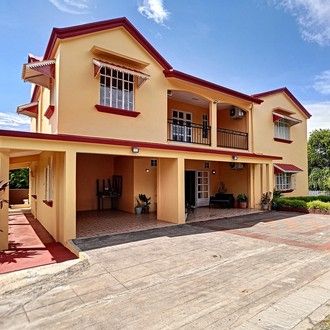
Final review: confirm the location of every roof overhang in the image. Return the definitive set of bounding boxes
[93,59,150,87]
[22,60,55,89]
[164,69,263,105]
[17,102,38,118]
[274,163,303,174]
[272,111,302,126]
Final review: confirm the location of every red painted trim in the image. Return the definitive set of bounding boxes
[43,200,53,207]
[164,70,263,104]
[31,194,37,199]
[44,105,55,119]
[31,85,41,102]
[252,87,311,118]
[95,104,140,117]
[274,137,293,144]
[43,17,172,70]
[0,129,282,160]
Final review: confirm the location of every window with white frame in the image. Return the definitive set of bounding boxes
[275,173,294,191]
[100,67,134,110]
[274,119,290,140]
[44,164,52,201]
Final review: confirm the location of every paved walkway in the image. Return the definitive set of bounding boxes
[1,211,329,329]
[0,211,77,274]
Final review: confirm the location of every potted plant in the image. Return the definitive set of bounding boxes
[237,194,248,208]
[138,194,151,213]
[260,191,272,210]
[135,198,143,215]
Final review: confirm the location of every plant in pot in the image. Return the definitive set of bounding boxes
[135,198,143,215]
[237,194,248,209]
[138,194,151,214]
[260,191,272,210]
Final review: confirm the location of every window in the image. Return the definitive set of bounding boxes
[275,173,295,191]
[44,164,52,201]
[172,110,192,143]
[274,119,290,140]
[151,159,157,167]
[100,67,134,110]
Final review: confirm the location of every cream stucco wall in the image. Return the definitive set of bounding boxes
[253,93,308,196]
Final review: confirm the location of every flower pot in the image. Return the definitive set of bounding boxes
[135,206,143,215]
[261,203,269,210]
[239,201,247,209]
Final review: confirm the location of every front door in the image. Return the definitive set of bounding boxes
[196,171,209,207]
[172,110,192,143]
[185,171,196,207]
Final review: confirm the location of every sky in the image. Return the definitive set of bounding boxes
[0,0,329,133]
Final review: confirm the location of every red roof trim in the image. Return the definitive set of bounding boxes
[43,17,172,71]
[164,69,263,104]
[44,105,55,119]
[252,87,311,118]
[0,130,282,160]
[95,104,140,117]
[274,163,303,173]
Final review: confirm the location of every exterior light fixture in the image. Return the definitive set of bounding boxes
[232,155,238,160]
[145,168,150,173]
[131,146,139,154]
[211,170,216,175]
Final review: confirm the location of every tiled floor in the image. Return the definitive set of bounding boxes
[0,210,77,274]
[76,207,263,238]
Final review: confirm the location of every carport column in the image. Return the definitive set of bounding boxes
[0,151,9,250]
[266,163,274,193]
[209,101,218,148]
[59,150,76,243]
[157,157,185,224]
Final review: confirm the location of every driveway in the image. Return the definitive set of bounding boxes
[1,211,329,329]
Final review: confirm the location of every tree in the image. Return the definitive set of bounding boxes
[9,168,29,189]
[308,129,330,191]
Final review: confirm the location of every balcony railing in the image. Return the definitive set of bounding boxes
[217,128,248,150]
[167,120,211,146]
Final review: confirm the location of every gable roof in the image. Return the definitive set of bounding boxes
[252,87,311,118]
[43,17,172,70]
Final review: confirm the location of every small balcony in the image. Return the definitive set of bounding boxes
[167,120,211,146]
[217,128,248,150]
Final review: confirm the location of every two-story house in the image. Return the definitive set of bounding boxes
[0,18,310,249]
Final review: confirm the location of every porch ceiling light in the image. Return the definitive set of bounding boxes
[131,147,139,154]
[232,155,238,160]
[145,168,150,173]
[211,170,216,175]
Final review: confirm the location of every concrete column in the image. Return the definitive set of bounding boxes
[0,152,9,250]
[253,164,263,209]
[157,157,185,224]
[209,101,218,148]
[248,164,255,208]
[58,150,76,243]
[266,163,274,193]
[247,108,253,152]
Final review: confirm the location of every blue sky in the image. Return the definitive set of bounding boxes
[0,0,329,132]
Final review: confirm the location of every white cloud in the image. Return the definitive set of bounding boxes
[138,0,169,24]
[314,70,330,94]
[271,0,330,46]
[304,101,330,133]
[0,112,30,131]
[48,0,91,15]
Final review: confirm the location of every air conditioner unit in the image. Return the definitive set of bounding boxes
[230,162,244,170]
[230,107,245,119]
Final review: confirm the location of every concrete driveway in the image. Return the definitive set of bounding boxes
[1,211,330,329]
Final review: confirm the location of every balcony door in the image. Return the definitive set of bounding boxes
[196,171,209,207]
[172,110,192,143]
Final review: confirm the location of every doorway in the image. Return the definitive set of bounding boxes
[185,170,210,207]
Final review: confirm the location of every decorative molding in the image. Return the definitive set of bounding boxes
[95,104,140,117]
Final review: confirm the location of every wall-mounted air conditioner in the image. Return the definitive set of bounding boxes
[230,162,244,170]
[230,107,245,119]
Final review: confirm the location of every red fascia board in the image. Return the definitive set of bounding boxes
[164,70,263,104]
[0,129,282,160]
[252,87,311,119]
[43,17,172,71]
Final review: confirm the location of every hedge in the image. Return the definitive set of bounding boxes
[273,196,330,214]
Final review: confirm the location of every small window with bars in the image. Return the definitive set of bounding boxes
[100,67,134,111]
[151,159,157,167]
[274,119,290,140]
[275,173,294,191]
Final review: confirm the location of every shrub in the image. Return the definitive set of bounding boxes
[275,198,307,209]
[285,195,330,202]
[307,201,330,212]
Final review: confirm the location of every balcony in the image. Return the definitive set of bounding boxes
[167,120,211,146]
[217,128,248,150]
